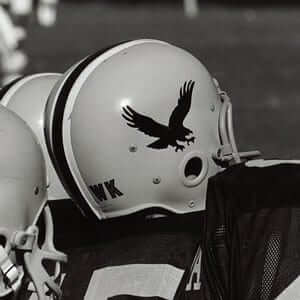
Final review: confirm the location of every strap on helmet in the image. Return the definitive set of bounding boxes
[0,245,24,297]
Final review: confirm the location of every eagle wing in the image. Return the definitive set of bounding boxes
[168,80,195,129]
[122,105,168,138]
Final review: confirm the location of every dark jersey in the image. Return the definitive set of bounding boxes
[204,159,300,300]
[47,200,213,300]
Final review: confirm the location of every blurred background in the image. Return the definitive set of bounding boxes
[2,0,300,159]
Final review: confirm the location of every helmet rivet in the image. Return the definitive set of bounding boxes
[153,177,161,184]
[129,145,138,153]
[34,187,39,195]
[20,236,27,246]
[210,104,215,112]
[189,200,195,208]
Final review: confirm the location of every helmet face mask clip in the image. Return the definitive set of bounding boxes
[213,84,260,166]
[0,244,24,298]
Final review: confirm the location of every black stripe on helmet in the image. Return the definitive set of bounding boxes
[51,41,131,221]
[0,76,25,101]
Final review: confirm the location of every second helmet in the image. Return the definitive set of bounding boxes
[0,73,69,201]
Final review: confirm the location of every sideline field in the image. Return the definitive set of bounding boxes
[25,2,300,159]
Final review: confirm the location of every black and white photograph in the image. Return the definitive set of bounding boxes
[0,0,300,299]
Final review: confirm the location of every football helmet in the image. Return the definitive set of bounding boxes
[0,104,67,299]
[45,39,260,220]
[0,73,69,201]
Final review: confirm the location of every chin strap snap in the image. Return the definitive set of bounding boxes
[214,144,261,165]
[0,245,24,297]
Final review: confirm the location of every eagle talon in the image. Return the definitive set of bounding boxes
[122,80,195,153]
[175,145,185,152]
[186,136,195,145]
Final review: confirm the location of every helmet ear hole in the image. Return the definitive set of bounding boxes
[179,152,209,187]
[0,236,6,248]
[184,157,203,180]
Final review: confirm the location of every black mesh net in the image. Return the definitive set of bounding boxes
[203,162,300,300]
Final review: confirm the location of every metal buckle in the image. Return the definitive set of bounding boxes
[0,246,23,295]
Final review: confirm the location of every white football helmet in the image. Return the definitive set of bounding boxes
[0,104,67,299]
[45,39,260,220]
[0,73,69,201]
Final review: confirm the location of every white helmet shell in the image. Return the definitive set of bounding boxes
[45,39,259,220]
[0,73,69,201]
[0,105,47,230]
[0,104,67,299]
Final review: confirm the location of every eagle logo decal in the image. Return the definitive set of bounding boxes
[122,80,195,152]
